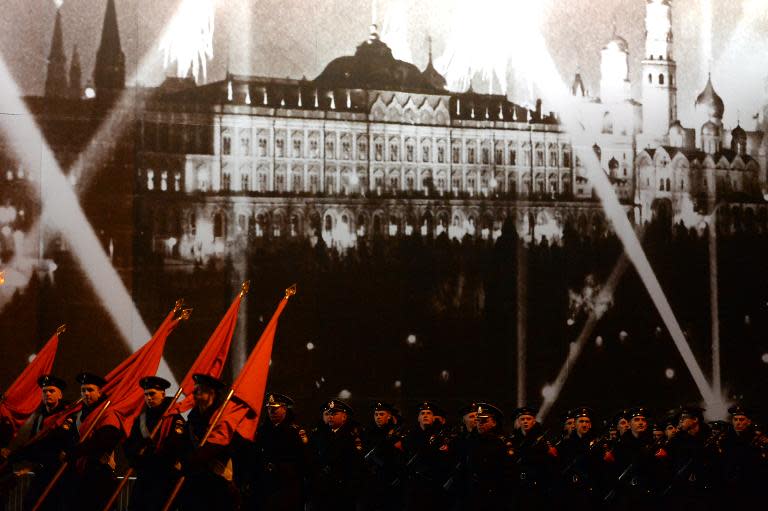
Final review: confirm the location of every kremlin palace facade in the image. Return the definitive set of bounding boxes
[4,0,768,265]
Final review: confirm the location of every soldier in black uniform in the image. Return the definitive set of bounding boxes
[719,404,765,505]
[606,407,666,509]
[556,406,606,507]
[63,372,124,511]
[307,399,365,511]
[178,374,238,511]
[360,401,405,511]
[246,392,308,511]
[402,401,451,510]
[124,376,185,511]
[664,405,717,509]
[6,375,73,511]
[451,403,512,511]
[508,406,557,508]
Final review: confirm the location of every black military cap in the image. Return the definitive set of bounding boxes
[192,373,227,392]
[727,404,752,417]
[372,401,396,414]
[709,420,729,433]
[613,409,631,424]
[459,402,480,416]
[38,374,66,391]
[266,392,294,408]
[324,399,353,414]
[571,407,594,419]
[651,422,663,433]
[514,406,538,419]
[628,407,650,419]
[76,372,106,387]
[416,401,439,413]
[679,405,705,420]
[476,402,504,420]
[139,376,171,391]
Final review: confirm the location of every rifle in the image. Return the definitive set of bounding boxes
[660,458,693,496]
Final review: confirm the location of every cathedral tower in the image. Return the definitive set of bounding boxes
[641,0,677,141]
[93,0,125,93]
[45,9,68,98]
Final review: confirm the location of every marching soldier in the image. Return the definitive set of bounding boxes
[7,375,73,511]
[361,401,405,511]
[508,406,557,507]
[307,399,365,511]
[606,407,667,508]
[62,372,124,511]
[451,403,512,510]
[664,405,718,507]
[124,376,185,511]
[556,406,605,507]
[403,401,451,509]
[178,374,238,511]
[247,392,308,511]
[719,404,765,504]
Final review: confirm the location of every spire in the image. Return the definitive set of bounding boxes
[428,35,433,65]
[69,45,82,98]
[93,0,125,92]
[45,9,68,98]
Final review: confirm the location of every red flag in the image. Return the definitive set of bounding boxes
[208,287,294,444]
[37,305,182,438]
[167,289,245,416]
[0,328,61,434]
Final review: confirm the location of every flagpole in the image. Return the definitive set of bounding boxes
[160,388,236,511]
[31,399,112,511]
[100,387,185,511]
[100,304,191,511]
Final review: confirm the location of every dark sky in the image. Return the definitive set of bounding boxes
[1,0,766,127]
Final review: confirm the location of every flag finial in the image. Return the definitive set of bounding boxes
[180,308,193,321]
[240,280,250,297]
[56,324,67,335]
[285,284,298,299]
[174,298,185,312]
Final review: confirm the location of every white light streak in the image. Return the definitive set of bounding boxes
[159,0,215,83]
[338,389,352,400]
[436,0,554,101]
[0,54,173,383]
[379,0,412,63]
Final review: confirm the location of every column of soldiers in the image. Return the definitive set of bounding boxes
[2,378,767,510]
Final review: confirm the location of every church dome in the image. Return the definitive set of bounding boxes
[695,74,724,120]
[603,35,629,53]
[314,25,440,92]
[701,120,719,137]
[731,123,746,142]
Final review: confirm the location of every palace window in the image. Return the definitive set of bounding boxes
[468,147,476,164]
[222,133,231,155]
[437,146,445,163]
[258,137,268,157]
[293,139,303,158]
[452,146,460,164]
[275,138,285,158]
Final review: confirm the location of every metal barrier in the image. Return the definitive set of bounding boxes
[3,473,136,511]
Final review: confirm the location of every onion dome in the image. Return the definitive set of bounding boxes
[695,74,724,120]
[731,123,747,153]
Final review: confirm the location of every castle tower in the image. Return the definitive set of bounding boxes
[45,9,68,98]
[599,33,631,104]
[69,45,82,99]
[641,0,677,141]
[93,0,125,93]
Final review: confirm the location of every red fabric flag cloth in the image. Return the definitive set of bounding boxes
[166,291,244,416]
[208,293,290,444]
[0,330,60,435]
[77,313,181,437]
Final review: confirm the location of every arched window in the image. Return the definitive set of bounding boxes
[648,73,652,84]
[666,178,671,191]
[659,73,665,85]
[213,212,225,238]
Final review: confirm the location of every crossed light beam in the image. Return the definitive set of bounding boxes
[0,0,213,387]
[435,0,726,418]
